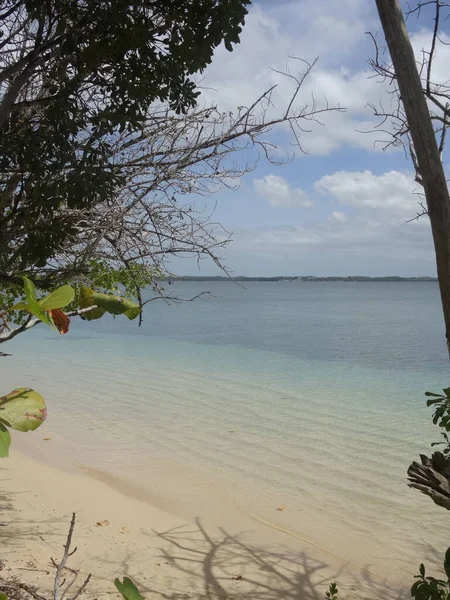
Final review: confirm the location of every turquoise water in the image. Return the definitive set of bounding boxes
[2,281,450,574]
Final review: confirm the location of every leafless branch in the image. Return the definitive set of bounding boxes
[141,290,211,308]
[17,514,91,600]
[53,513,76,600]
[1,56,343,323]
[405,201,428,222]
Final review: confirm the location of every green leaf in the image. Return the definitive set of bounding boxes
[22,277,55,329]
[444,547,450,581]
[92,292,140,318]
[79,286,106,321]
[427,399,443,406]
[40,285,75,310]
[23,276,37,304]
[114,578,145,600]
[0,388,47,432]
[9,301,28,311]
[0,423,11,458]
[419,563,425,578]
[0,592,8,600]
[123,306,141,321]
[444,388,450,398]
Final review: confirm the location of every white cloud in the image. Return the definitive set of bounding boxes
[315,170,423,218]
[230,169,434,268]
[198,1,393,156]
[330,211,347,223]
[231,212,433,262]
[254,174,313,208]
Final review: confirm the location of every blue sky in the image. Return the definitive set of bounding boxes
[176,0,448,276]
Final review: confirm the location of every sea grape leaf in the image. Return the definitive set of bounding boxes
[0,423,11,458]
[39,285,75,310]
[92,292,138,315]
[123,306,141,321]
[0,388,47,432]
[79,286,106,321]
[22,277,55,329]
[9,301,27,311]
[79,287,140,320]
[49,309,70,334]
[92,292,140,320]
[23,276,37,304]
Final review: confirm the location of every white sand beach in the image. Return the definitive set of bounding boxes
[1,438,411,600]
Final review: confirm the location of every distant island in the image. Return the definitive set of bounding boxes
[168,275,437,282]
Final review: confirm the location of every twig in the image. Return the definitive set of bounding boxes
[53,513,76,600]
[18,514,91,600]
[140,290,211,308]
[71,575,91,600]
[19,584,48,600]
[426,0,440,96]
[0,306,98,344]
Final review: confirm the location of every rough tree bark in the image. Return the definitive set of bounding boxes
[375,0,450,352]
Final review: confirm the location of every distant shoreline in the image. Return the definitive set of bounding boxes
[167,275,437,282]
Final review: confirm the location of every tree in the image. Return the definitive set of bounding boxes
[0,57,342,321]
[0,0,251,279]
[373,0,450,352]
[0,39,341,453]
[371,0,450,503]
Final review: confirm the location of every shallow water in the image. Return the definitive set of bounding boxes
[2,281,450,576]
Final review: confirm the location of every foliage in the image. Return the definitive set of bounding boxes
[115,578,145,600]
[78,286,141,321]
[1,26,339,302]
[83,260,159,301]
[0,388,47,457]
[0,0,251,276]
[426,389,450,432]
[410,549,450,600]
[431,431,450,455]
[9,276,75,332]
[325,582,338,600]
[0,276,141,457]
[419,387,450,455]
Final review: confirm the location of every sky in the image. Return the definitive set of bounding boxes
[175,0,449,277]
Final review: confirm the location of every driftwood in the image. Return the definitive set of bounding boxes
[407,452,450,510]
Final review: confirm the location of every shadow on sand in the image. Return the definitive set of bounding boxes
[95,517,409,600]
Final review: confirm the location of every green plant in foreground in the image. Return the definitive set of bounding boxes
[410,548,450,600]
[425,388,450,454]
[0,276,141,457]
[0,388,47,458]
[115,578,145,600]
[326,582,339,599]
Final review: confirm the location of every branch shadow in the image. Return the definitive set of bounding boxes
[0,477,73,554]
[95,518,409,600]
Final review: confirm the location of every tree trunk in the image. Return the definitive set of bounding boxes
[375,0,450,353]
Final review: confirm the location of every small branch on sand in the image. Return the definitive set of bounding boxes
[15,514,91,600]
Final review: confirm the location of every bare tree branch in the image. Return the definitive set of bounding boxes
[1,57,343,323]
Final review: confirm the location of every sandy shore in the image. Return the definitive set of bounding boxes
[0,439,411,600]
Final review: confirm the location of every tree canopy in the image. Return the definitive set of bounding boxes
[0,0,251,280]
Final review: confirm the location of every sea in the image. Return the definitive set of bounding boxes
[2,281,450,578]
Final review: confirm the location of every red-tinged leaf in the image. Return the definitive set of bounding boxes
[49,309,70,335]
